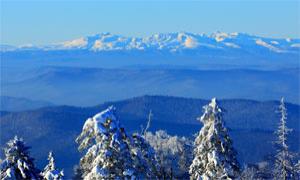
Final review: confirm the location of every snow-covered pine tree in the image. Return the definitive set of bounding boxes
[273,98,296,180]
[145,130,193,179]
[41,152,64,180]
[189,98,240,180]
[130,133,159,179]
[0,136,41,180]
[72,165,83,180]
[76,106,136,179]
[295,160,300,178]
[240,165,257,180]
[125,110,160,179]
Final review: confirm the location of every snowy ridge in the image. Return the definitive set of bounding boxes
[2,32,300,53]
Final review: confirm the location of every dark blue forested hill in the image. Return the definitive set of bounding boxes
[0,95,299,177]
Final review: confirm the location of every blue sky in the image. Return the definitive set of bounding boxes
[1,1,299,45]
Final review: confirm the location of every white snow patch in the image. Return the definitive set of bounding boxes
[212,32,238,43]
[177,33,186,42]
[123,169,135,176]
[230,32,239,36]
[6,168,16,178]
[18,44,35,48]
[63,37,87,48]
[255,39,283,53]
[92,106,116,134]
[93,40,105,50]
[209,98,217,109]
[184,37,198,48]
[81,106,117,135]
[215,32,228,42]
[93,106,116,123]
[44,170,64,180]
[213,32,233,42]
[17,159,26,178]
[291,43,300,48]
[270,41,279,45]
[198,43,221,49]
[224,42,240,48]
[96,166,109,178]
[82,118,94,132]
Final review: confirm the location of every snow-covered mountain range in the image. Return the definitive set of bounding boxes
[2,32,300,53]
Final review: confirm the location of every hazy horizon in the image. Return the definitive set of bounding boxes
[1,1,299,46]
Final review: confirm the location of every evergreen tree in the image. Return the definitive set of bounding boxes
[273,98,296,180]
[0,136,40,180]
[41,152,64,180]
[76,106,136,179]
[72,165,83,180]
[130,133,159,179]
[240,165,257,180]
[145,130,193,179]
[189,98,240,180]
[130,110,160,179]
[295,160,300,179]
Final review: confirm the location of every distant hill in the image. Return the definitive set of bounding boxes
[0,95,299,177]
[2,66,299,105]
[0,96,54,111]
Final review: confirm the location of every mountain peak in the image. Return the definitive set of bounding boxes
[2,32,299,53]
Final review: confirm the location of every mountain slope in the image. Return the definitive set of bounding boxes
[0,96,299,177]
